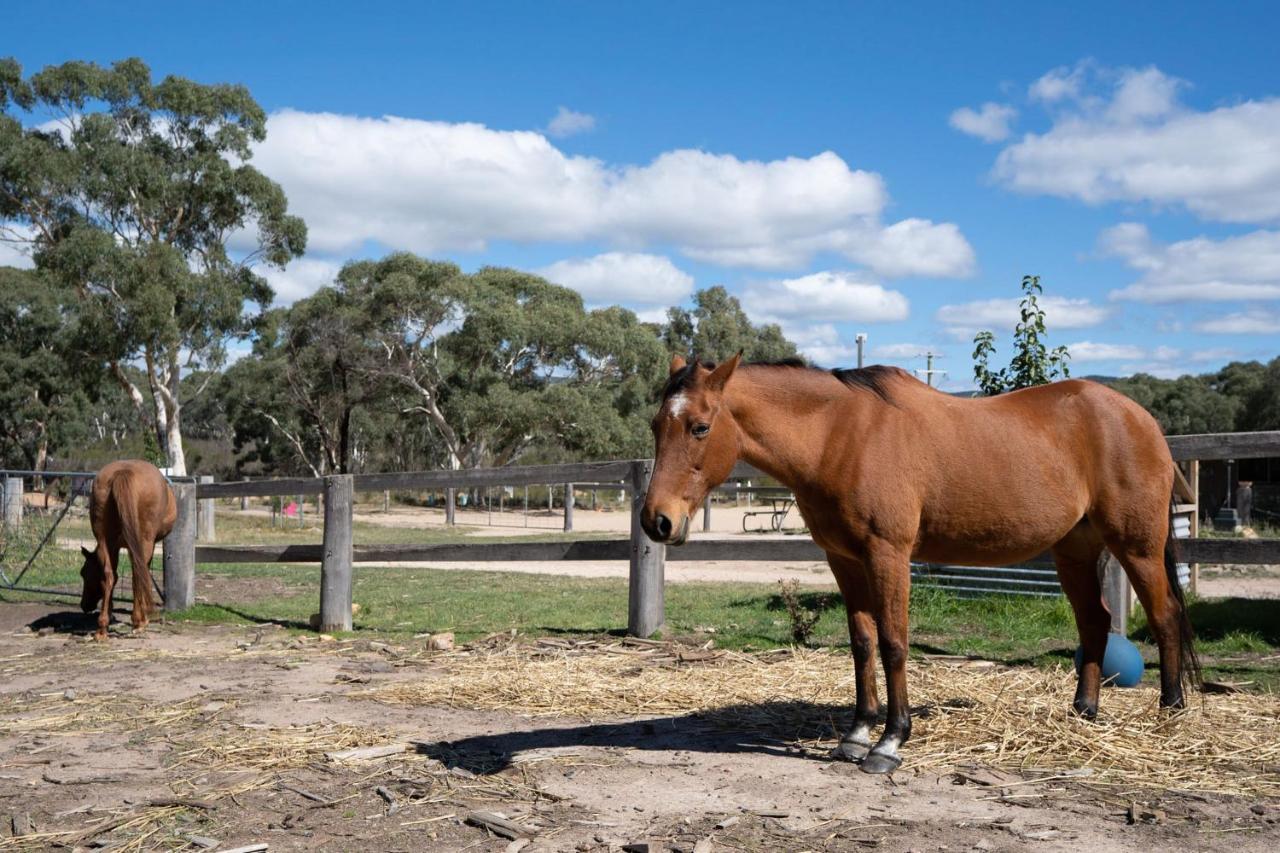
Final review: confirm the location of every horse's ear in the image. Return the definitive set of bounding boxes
[669,354,687,376]
[705,351,742,392]
[81,546,93,558]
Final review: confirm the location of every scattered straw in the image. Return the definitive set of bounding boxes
[365,643,1280,797]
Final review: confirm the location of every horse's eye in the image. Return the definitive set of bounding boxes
[691,423,710,438]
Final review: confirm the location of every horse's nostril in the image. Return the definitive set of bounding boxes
[655,513,673,539]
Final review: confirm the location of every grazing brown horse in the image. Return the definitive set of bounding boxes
[642,355,1197,774]
[80,460,177,640]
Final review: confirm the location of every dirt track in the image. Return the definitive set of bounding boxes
[1,603,1276,852]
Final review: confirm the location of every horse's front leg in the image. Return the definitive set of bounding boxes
[95,545,118,642]
[828,555,880,760]
[861,544,913,774]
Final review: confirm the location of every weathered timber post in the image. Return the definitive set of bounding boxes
[564,483,574,532]
[2,476,22,531]
[197,475,215,542]
[702,496,712,532]
[445,488,456,526]
[318,474,354,633]
[1100,551,1129,635]
[163,482,197,611]
[240,477,249,511]
[628,460,666,637]
[1189,460,1200,595]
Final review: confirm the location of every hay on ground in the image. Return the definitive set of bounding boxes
[365,643,1280,798]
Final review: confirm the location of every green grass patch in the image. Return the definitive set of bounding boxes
[164,563,1280,691]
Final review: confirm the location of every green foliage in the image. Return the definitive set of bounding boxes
[663,286,798,363]
[0,57,306,473]
[222,253,673,475]
[972,276,1071,395]
[0,268,91,468]
[1107,357,1280,435]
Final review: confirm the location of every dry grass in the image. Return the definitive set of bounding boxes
[366,640,1280,797]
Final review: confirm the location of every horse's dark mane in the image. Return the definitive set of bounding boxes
[662,358,906,404]
[830,364,906,403]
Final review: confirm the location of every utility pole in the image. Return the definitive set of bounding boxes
[914,351,947,387]
[855,333,867,368]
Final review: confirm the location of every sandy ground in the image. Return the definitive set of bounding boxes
[1,604,1276,852]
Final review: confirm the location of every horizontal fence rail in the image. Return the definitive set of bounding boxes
[11,429,1270,637]
[195,536,1280,567]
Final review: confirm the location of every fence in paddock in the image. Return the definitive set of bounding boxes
[155,430,1280,637]
[4,431,1279,637]
[0,469,199,600]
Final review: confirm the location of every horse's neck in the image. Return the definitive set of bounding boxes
[726,369,864,492]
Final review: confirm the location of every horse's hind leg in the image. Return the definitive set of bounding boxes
[128,540,157,632]
[828,554,880,760]
[1052,523,1108,719]
[1109,543,1188,709]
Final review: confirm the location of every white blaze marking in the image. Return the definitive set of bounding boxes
[667,394,689,419]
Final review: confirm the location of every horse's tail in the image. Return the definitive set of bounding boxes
[110,471,153,602]
[1164,501,1201,690]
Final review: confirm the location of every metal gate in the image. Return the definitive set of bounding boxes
[1,469,99,599]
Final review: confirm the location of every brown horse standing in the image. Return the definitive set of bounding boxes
[641,356,1197,774]
[80,460,177,640]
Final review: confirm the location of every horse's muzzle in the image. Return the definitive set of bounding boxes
[642,511,690,545]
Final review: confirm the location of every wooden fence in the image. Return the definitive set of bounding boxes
[155,431,1280,637]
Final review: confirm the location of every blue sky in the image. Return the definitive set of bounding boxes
[7,1,1280,388]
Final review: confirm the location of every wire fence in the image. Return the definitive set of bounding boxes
[1,470,106,599]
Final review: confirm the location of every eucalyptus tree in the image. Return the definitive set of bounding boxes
[0,57,306,474]
[0,267,90,470]
[663,285,798,363]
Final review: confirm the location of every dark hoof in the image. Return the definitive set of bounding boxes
[1071,699,1097,721]
[831,738,870,762]
[860,751,902,774]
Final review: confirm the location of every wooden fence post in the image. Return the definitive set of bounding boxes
[1100,551,1129,635]
[319,474,354,633]
[445,488,456,526]
[563,483,574,532]
[240,477,249,511]
[2,476,22,531]
[702,496,712,532]
[628,460,666,637]
[197,475,215,542]
[163,482,196,611]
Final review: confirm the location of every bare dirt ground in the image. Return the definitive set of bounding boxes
[1,603,1276,852]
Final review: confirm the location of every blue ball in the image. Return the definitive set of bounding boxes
[1073,633,1145,688]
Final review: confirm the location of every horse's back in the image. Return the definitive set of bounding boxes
[92,460,176,545]
[903,379,1171,564]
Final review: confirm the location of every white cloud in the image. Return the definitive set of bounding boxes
[253,110,974,276]
[936,295,1111,335]
[995,64,1280,224]
[1189,347,1238,362]
[1118,363,1188,380]
[782,323,857,366]
[546,106,596,138]
[0,222,36,269]
[260,257,342,305]
[0,238,34,269]
[874,342,932,359]
[742,271,910,325]
[1194,310,1280,335]
[1029,64,1088,103]
[537,252,693,306]
[949,102,1018,142]
[1103,223,1280,302]
[1064,341,1146,361]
